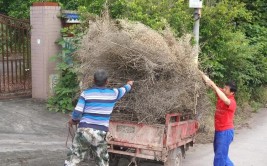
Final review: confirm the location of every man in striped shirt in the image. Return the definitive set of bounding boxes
[64,69,133,166]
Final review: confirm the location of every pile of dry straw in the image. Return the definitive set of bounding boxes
[75,14,210,124]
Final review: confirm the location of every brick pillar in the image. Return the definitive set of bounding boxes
[30,3,61,99]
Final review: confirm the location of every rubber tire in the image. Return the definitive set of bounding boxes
[164,148,182,166]
[109,154,119,166]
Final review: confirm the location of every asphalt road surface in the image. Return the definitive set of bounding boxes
[183,108,267,166]
[0,99,266,166]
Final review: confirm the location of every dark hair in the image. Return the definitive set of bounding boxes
[225,81,237,93]
[94,69,108,87]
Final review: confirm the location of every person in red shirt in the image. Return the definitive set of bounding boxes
[201,72,237,166]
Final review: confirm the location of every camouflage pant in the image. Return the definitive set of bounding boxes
[64,128,109,166]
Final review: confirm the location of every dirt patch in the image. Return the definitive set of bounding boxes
[195,107,215,144]
[234,103,253,130]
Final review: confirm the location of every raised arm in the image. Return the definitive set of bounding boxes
[200,71,231,105]
[115,81,133,101]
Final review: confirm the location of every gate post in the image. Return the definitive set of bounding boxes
[30,2,61,99]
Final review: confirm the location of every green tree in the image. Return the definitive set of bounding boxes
[2,0,266,106]
[200,0,267,103]
[0,0,62,19]
[109,0,193,36]
[240,0,267,59]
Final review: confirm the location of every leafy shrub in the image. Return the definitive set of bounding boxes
[47,27,82,113]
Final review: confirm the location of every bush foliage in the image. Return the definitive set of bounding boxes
[1,0,266,112]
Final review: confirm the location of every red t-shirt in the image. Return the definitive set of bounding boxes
[215,92,236,131]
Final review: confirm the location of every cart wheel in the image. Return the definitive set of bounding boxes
[164,148,182,166]
[109,154,119,166]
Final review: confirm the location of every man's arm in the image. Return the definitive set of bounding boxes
[208,80,231,105]
[69,92,85,125]
[115,81,133,101]
[200,71,231,105]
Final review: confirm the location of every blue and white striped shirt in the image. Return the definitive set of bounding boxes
[72,84,131,131]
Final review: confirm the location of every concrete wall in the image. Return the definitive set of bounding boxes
[30,5,61,99]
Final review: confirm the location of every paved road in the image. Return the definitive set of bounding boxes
[0,99,69,166]
[0,99,266,166]
[183,108,267,166]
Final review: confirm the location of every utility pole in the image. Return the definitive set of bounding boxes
[189,1,203,114]
[189,0,202,63]
[193,8,201,53]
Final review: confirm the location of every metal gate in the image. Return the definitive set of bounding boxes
[0,14,31,99]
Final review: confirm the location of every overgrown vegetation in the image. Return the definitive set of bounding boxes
[200,0,267,105]
[1,0,266,113]
[46,27,82,113]
[76,14,209,124]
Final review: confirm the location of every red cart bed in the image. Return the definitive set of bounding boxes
[108,113,199,166]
